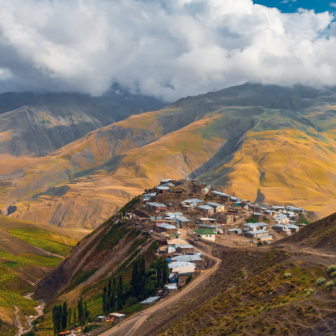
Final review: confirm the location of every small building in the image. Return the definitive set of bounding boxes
[197,205,214,215]
[160,179,173,185]
[212,191,231,203]
[244,229,269,238]
[206,202,225,212]
[258,234,273,242]
[97,316,106,323]
[228,228,242,234]
[181,198,204,208]
[165,283,177,292]
[167,238,189,253]
[199,217,217,224]
[155,186,170,193]
[198,224,218,232]
[169,272,178,283]
[224,213,235,224]
[141,296,160,307]
[194,228,217,241]
[109,313,126,322]
[253,212,263,221]
[177,245,194,254]
[175,216,190,228]
[273,224,300,234]
[147,202,167,212]
[156,223,178,235]
[243,222,269,232]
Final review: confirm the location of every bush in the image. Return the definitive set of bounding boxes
[304,288,314,295]
[124,297,138,309]
[331,271,336,278]
[186,275,192,284]
[326,281,335,291]
[284,273,291,278]
[327,265,336,274]
[317,277,326,285]
[84,325,96,332]
[22,332,35,336]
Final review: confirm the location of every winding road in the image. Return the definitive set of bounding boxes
[100,242,222,336]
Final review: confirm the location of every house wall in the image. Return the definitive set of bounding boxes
[200,234,215,241]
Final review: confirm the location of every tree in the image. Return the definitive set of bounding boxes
[162,259,169,284]
[73,309,77,325]
[0,318,2,330]
[68,307,72,327]
[111,278,116,311]
[117,275,123,309]
[156,258,162,286]
[62,301,68,330]
[103,286,107,313]
[139,255,146,293]
[58,305,63,332]
[131,259,139,295]
[77,296,84,326]
[108,278,112,310]
[52,306,58,335]
[122,208,126,218]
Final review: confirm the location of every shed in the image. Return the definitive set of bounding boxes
[109,313,126,322]
[141,296,160,306]
[97,316,106,323]
[165,283,177,292]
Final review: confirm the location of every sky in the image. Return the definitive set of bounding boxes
[0,0,335,102]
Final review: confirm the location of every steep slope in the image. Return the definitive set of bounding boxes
[0,88,164,157]
[3,83,336,227]
[0,216,86,335]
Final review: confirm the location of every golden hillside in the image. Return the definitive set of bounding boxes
[2,83,336,227]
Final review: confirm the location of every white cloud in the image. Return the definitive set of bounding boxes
[0,0,334,101]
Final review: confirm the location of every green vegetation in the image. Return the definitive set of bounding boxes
[118,196,140,215]
[96,223,129,252]
[66,269,97,293]
[317,277,326,285]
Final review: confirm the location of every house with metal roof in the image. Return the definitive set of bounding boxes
[228,228,242,234]
[155,185,170,193]
[244,229,269,238]
[273,224,299,234]
[171,255,201,262]
[206,202,225,212]
[194,228,216,241]
[181,198,204,208]
[160,179,173,184]
[156,223,177,235]
[175,216,190,228]
[141,296,160,306]
[197,205,214,214]
[146,202,167,212]
[243,222,269,231]
[168,261,196,269]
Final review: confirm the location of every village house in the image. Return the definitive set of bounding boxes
[175,216,190,228]
[212,212,235,224]
[253,212,263,221]
[197,204,215,215]
[198,217,217,224]
[243,222,269,232]
[156,223,178,235]
[177,244,194,254]
[165,283,177,292]
[146,202,167,212]
[275,213,290,224]
[244,229,269,239]
[206,202,225,212]
[167,238,190,253]
[212,191,231,203]
[142,192,157,201]
[155,185,170,193]
[228,228,242,234]
[194,228,217,241]
[181,198,204,209]
[273,223,300,235]
[258,234,273,242]
[198,223,218,232]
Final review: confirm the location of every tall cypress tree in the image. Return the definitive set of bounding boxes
[58,305,63,332]
[78,296,84,326]
[103,286,107,313]
[108,279,112,310]
[162,259,169,284]
[117,275,123,309]
[68,307,72,327]
[156,258,162,286]
[62,301,68,330]
[131,259,139,295]
[139,255,146,293]
[111,278,116,311]
[52,306,58,335]
[73,309,77,325]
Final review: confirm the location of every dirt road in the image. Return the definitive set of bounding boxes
[100,243,222,336]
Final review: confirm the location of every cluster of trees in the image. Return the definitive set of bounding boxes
[101,255,170,313]
[52,297,91,335]
[102,275,123,313]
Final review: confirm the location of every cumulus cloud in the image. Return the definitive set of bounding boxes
[0,0,334,101]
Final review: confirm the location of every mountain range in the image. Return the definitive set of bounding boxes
[2,83,336,228]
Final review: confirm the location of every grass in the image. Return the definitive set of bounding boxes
[96,223,129,252]
[66,268,98,293]
[124,302,141,313]
[8,228,76,257]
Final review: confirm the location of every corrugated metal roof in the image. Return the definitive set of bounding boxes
[141,296,160,304]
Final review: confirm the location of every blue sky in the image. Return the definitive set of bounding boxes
[253,0,335,13]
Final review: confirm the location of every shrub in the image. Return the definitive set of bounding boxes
[284,273,291,278]
[186,275,192,284]
[124,297,138,309]
[317,277,326,285]
[326,281,335,291]
[304,288,314,295]
[332,271,336,278]
[84,325,96,332]
[327,265,336,274]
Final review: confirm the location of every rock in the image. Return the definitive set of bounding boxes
[2,205,17,216]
